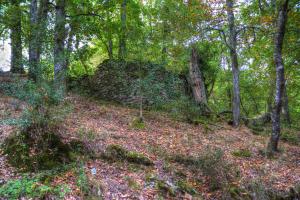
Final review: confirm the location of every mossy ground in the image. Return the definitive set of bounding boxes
[1,125,91,172]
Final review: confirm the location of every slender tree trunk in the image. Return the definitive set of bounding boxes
[118,0,127,60]
[189,46,208,108]
[226,0,240,127]
[28,0,49,81]
[54,0,67,96]
[106,10,114,60]
[161,18,169,64]
[10,0,23,74]
[267,0,289,154]
[108,38,113,60]
[29,0,38,80]
[66,23,74,68]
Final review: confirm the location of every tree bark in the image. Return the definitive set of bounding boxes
[29,0,38,80]
[161,21,168,64]
[28,0,49,81]
[118,0,127,60]
[189,46,208,108]
[10,0,23,74]
[106,10,114,60]
[54,0,67,96]
[161,9,169,64]
[66,23,74,69]
[226,0,240,127]
[267,0,289,154]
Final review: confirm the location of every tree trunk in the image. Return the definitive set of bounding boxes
[10,0,23,74]
[118,0,127,60]
[29,0,39,80]
[161,19,169,64]
[267,0,289,154]
[54,0,67,96]
[29,0,49,81]
[106,10,114,60]
[66,23,74,69]
[226,0,240,127]
[108,38,113,60]
[189,47,208,108]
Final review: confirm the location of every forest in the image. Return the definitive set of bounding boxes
[0,0,299,199]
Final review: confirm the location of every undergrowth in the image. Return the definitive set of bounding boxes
[0,164,74,200]
[0,80,91,171]
[170,147,237,191]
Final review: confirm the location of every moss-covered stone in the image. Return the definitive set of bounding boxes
[232,149,252,158]
[156,180,176,197]
[1,125,90,172]
[101,144,153,166]
[176,180,197,195]
[87,59,183,107]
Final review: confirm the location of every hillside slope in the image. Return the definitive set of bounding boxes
[0,94,299,199]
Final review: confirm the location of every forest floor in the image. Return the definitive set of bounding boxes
[0,94,299,200]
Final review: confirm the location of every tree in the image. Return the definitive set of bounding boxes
[226,0,240,127]
[28,0,49,81]
[54,0,67,96]
[10,0,23,73]
[267,0,289,154]
[29,0,38,80]
[189,46,208,108]
[118,0,127,60]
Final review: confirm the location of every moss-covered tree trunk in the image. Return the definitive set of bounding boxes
[29,0,49,81]
[54,0,67,97]
[189,47,207,108]
[118,0,127,60]
[267,0,289,154]
[106,10,114,60]
[10,0,23,74]
[226,0,240,127]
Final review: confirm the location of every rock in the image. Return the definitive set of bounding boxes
[0,178,6,186]
[87,59,182,106]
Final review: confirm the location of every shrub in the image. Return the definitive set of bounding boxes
[163,96,203,122]
[281,130,299,145]
[170,147,235,191]
[0,176,71,200]
[0,79,84,171]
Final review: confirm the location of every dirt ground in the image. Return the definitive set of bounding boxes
[0,94,299,199]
